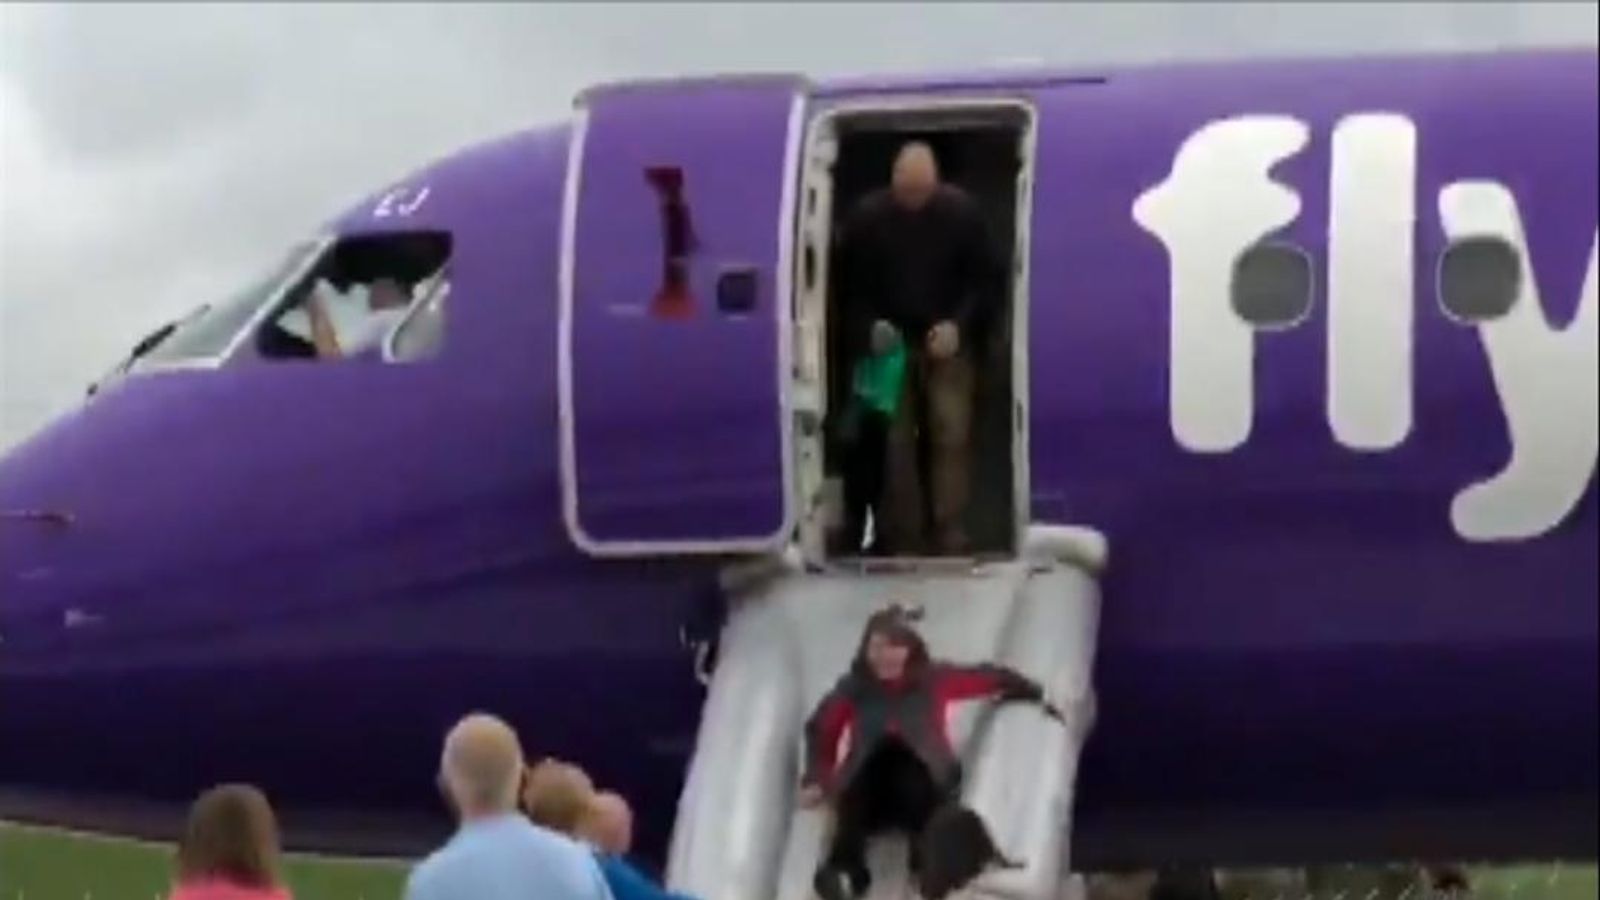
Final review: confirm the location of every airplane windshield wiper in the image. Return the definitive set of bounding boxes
[128,319,181,361]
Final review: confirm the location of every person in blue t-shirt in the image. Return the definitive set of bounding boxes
[579,793,696,900]
[523,762,695,900]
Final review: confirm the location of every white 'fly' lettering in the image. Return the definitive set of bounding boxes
[1137,113,1598,543]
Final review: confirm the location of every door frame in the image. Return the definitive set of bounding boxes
[556,80,809,557]
[791,94,1039,562]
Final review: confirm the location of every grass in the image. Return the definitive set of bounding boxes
[0,822,406,900]
[1468,864,1598,900]
[2,820,1595,899]
[1299,863,1599,899]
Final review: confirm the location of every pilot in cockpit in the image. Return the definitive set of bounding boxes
[271,274,412,361]
[291,276,412,359]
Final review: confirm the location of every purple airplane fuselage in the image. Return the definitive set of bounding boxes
[1,49,1595,869]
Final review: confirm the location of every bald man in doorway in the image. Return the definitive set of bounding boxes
[835,142,1005,556]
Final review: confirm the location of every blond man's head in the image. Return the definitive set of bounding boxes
[439,713,524,819]
[520,758,596,834]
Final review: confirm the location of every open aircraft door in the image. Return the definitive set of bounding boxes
[559,76,806,556]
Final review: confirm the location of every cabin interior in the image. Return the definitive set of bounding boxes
[802,103,1032,563]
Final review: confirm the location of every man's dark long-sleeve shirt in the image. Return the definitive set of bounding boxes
[836,185,1003,357]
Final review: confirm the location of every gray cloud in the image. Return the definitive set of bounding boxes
[2,2,1595,447]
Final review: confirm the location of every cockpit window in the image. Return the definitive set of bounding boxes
[256,231,453,362]
[132,241,324,369]
[110,231,453,382]
[387,276,450,362]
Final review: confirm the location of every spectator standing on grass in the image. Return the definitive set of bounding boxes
[522,762,697,900]
[404,712,614,900]
[578,791,633,857]
[168,783,293,900]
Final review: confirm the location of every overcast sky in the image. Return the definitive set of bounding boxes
[0,2,1595,450]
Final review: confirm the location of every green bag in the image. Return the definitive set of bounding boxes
[851,342,907,417]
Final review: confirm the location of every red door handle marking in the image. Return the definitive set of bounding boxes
[645,166,698,319]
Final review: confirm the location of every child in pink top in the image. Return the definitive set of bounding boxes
[169,881,291,900]
[168,784,294,900]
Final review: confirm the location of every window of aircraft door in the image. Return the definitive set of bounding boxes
[559,76,806,556]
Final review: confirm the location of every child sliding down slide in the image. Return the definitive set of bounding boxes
[799,606,1062,900]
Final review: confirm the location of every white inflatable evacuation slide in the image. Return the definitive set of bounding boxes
[665,526,1106,900]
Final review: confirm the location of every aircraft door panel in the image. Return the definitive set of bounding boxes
[559,76,806,556]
